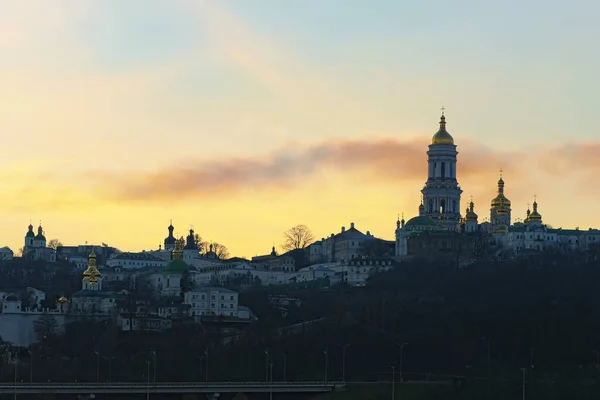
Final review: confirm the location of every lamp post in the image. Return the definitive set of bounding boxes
[529,348,534,370]
[103,356,116,382]
[204,349,209,382]
[398,343,408,382]
[390,365,396,400]
[269,362,274,400]
[197,355,204,382]
[13,352,18,400]
[146,360,151,400]
[281,353,287,382]
[93,350,100,382]
[151,350,157,382]
[521,367,526,400]
[336,343,350,382]
[28,349,33,383]
[324,347,329,382]
[264,348,269,384]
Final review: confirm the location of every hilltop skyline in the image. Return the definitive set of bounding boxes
[1,0,599,258]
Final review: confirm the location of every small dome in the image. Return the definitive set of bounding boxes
[465,209,478,221]
[57,296,69,303]
[404,216,437,228]
[431,115,455,145]
[165,259,188,275]
[5,295,19,302]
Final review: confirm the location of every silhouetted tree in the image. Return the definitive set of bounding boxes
[212,243,230,259]
[47,239,63,250]
[33,314,58,341]
[282,225,314,251]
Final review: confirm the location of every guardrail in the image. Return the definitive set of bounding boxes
[0,381,346,394]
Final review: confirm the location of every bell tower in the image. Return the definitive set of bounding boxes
[421,110,463,227]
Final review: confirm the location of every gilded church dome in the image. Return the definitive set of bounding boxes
[490,178,511,208]
[431,114,455,145]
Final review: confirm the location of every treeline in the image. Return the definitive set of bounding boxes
[3,250,600,398]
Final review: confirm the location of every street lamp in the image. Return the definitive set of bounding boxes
[93,350,100,382]
[336,344,351,382]
[324,348,329,382]
[281,353,287,382]
[398,343,408,382]
[264,348,270,384]
[204,349,209,382]
[103,356,116,382]
[529,348,534,370]
[521,367,526,400]
[146,360,152,400]
[269,362,274,400]
[13,352,18,400]
[390,365,396,400]
[151,350,157,382]
[28,349,33,383]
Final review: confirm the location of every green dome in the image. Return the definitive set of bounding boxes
[26,231,35,238]
[34,233,46,241]
[165,259,188,275]
[405,216,437,228]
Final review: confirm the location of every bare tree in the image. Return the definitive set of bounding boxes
[48,239,63,250]
[194,234,207,253]
[212,243,230,260]
[282,225,315,251]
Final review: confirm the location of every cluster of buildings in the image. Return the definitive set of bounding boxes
[1,112,597,348]
[395,113,600,258]
[0,220,394,347]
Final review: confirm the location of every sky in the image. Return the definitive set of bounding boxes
[1,0,599,258]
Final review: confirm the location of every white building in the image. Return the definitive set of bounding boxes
[23,223,56,262]
[183,287,239,319]
[308,222,377,263]
[106,252,167,269]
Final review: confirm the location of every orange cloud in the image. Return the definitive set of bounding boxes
[67,138,524,203]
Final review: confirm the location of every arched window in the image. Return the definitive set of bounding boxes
[440,199,446,213]
[441,162,446,178]
[428,199,434,213]
[453,199,457,212]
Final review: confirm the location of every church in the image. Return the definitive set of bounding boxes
[394,112,600,259]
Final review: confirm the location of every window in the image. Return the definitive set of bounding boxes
[441,162,446,178]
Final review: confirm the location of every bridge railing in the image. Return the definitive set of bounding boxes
[0,381,345,387]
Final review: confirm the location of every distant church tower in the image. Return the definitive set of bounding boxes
[82,251,102,291]
[421,111,463,226]
[164,221,176,251]
[490,172,512,231]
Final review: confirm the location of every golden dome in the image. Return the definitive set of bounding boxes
[465,200,478,221]
[431,115,455,145]
[490,177,511,208]
[57,296,68,303]
[83,250,101,283]
[528,201,542,221]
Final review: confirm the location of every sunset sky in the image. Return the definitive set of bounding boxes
[1,0,599,258]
